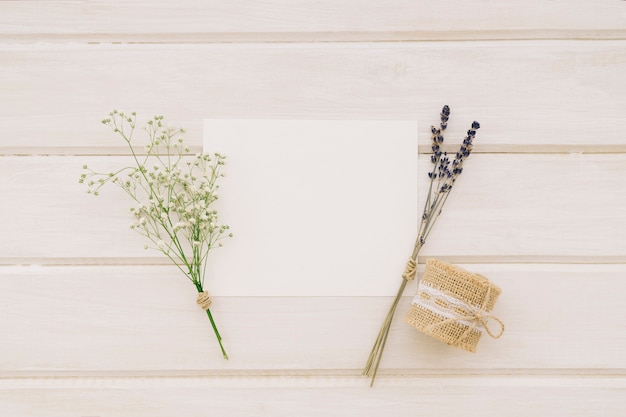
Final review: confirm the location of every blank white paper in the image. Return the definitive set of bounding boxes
[203,119,418,296]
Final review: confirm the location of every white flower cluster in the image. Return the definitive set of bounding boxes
[126,153,232,249]
[81,112,232,286]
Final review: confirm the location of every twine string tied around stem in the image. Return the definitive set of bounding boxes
[402,258,417,281]
[196,291,212,310]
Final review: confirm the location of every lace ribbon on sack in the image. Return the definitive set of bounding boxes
[412,282,505,339]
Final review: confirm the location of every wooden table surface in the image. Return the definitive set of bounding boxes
[1,1,625,416]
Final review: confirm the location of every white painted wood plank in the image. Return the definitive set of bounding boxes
[1,0,625,41]
[1,376,625,417]
[0,1,623,411]
[419,153,626,259]
[0,42,625,151]
[0,154,623,262]
[1,264,625,372]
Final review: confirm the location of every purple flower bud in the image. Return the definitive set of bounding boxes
[471,121,480,129]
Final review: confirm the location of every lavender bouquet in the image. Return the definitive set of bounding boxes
[363,105,480,384]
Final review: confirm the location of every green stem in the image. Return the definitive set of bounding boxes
[364,239,423,386]
[195,281,229,360]
[363,277,408,386]
[205,308,229,360]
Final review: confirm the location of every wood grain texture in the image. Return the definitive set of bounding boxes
[2,1,625,414]
[1,264,625,372]
[0,154,623,263]
[1,41,625,152]
[1,0,625,42]
[1,376,625,417]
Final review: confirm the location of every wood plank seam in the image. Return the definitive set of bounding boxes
[2,30,626,44]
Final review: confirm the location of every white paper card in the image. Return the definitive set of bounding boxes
[203,119,418,296]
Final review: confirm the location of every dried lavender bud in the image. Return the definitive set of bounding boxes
[467,129,476,137]
[431,155,437,163]
[431,126,437,134]
[438,161,450,177]
[472,121,480,129]
[440,106,451,130]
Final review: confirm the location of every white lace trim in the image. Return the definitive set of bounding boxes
[411,282,485,332]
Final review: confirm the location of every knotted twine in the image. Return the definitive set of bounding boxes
[402,258,417,281]
[196,291,212,310]
[405,259,504,352]
[423,284,505,340]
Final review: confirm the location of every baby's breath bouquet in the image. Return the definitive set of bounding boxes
[364,105,480,384]
[80,111,232,359]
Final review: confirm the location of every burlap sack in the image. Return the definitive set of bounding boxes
[405,259,503,352]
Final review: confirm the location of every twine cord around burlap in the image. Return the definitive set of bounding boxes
[402,258,417,281]
[196,291,212,310]
[424,286,505,342]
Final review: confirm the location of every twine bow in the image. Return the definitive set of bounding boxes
[196,291,213,310]
[402,258,417,281]
[424,286,505,342]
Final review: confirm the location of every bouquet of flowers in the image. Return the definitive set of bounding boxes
[80,111,232,359]
[363,105,480,384]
